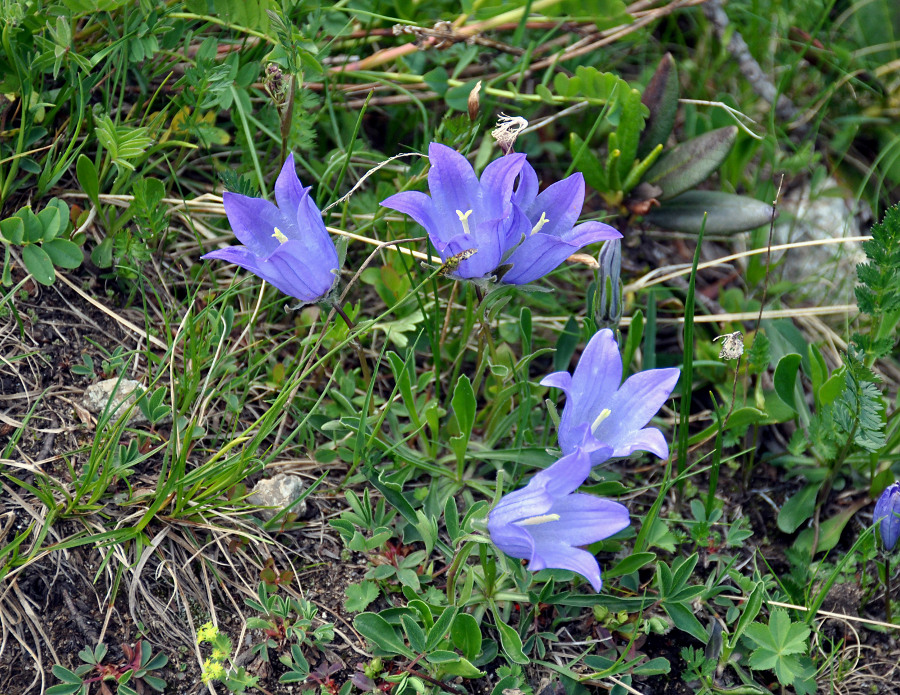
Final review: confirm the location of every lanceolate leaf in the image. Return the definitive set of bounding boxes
[645,191,775,234]
[638,52,679,158]
[644,126,738,199]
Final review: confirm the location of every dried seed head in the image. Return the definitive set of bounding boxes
[491,113,528,154]
[714,331,744,360]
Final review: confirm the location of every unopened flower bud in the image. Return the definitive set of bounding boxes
[468,81,481,122]
[875,482,900,551]
[594,239,622,328]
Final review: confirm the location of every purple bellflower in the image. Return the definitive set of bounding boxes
[541,329,680,467]
[875,482,900,551]
[203,154,340,304]
[502,160,622,285]
[380,143,621,284]
[487,439,629,592]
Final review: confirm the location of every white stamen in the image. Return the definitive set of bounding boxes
[456,209,474,236]
[531,211,550,235]
[591,408,612,434]
[517,513,561,526]
[272,227,288,244]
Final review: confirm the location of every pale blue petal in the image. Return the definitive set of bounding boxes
[478,153,526,221]
[222,192,288,257]
[274,153,306,213]
[513,160,539,210]
[202,245,264,275]
[427,143,481,223]
[528,173,585,239]
[526,546,604,592]
[592,367,680,455]
[380,191,441,240]
[529,495,630,547]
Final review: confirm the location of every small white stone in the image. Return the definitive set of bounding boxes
[82,378,148,425]
[248,474,308,521]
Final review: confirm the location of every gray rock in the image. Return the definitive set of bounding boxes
[82,378,148,425]
[247,474,308,521]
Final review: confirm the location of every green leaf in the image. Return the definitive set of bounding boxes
[22,244,56,285]
[632,656,671,676]
[492,613,528,664]
[663,601,708,642]
[354,613,416,659]
[730,581,764,649]
[793,503,861,557]
[36,202,62,241]
[43,239,83,269]
[17,207,43,243]
[451,374,476,441]
[646,191,775,235]
[773,353,802,412]
[777,482,821,533]
[638,52,679,158]
[76,154,100,206]
[605,552,656,578]
[0,216,24,244]
[450,613,482,661]
[401,614,426,654]
[616,87,645,183]
[425,605,458,653]
[644,127,738,199]
[438,655,484,678]
[344,581,379,613]
[570,132,607,193]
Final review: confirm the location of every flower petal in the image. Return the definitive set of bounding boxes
[526,546,604,592]
[501,220,621,285]
[478,153,527,221]
[292,189,339,265]
[265,239,339,302]
[202,245,264,275]
[222,192,288,257]
[592,367,680,455]
[426,143,481,223]
[486,516,535,561]
[380,191,440,240]
[528,172,586,239]
[513,160,539,210]
[273,154,306,214]
[533,494,630,547]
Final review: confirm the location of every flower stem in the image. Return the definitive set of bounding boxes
[332,303,372,383]
[886,555,893,624]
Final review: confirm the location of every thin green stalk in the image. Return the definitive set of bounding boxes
[676,215,707,496]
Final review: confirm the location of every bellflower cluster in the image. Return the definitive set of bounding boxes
[487,329,679,591]
[203,154,340,305]
[487,440,629,592]
[381,143,621,284]
[875,482,900,551]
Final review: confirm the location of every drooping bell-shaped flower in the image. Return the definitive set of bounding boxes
[203,154,340,304]
[487,439,629,592]
[875,482,900,551]
[501,160,622,285]
[541,328,680,467]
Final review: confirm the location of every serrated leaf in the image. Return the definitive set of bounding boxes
[639,52,679,157]
[344,581,378,613]
[644,126,738,199]
[646,191,775,234]
[22,244,56,285]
